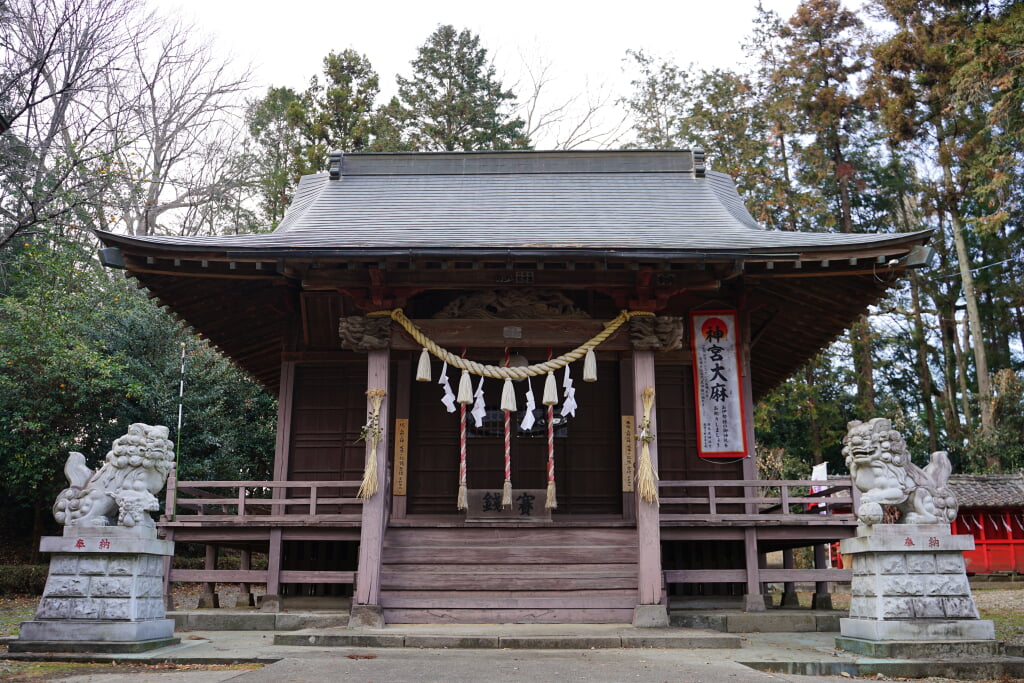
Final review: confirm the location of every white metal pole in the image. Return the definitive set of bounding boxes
[174,341,186,520]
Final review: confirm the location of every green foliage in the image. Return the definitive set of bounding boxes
[0,232,276,526]
[387,25,529,151]
[962,369,1024,473]
[0,565,48,595]
[755,353,854,472]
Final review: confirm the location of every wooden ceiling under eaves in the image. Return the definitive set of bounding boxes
[127,268,296,393]
[123,253,906,400]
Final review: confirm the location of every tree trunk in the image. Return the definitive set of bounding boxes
[937,302,963,443]
[849,316,875,419]
[938,130,993,437]
[777,132,798,231]
[953,314,974,428]
[910,274,939,453]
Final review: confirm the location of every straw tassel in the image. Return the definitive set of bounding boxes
[583,347,597,382]
[359,452,378,500]
[416,347,431,382]
[636,385,659,505]
[357,389,387,499]
[542,371,558,406]
[457,369,474,405]
[500,377,517,412]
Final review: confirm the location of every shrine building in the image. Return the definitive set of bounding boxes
[96,149,932,625]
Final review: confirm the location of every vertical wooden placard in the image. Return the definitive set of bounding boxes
[392,418,409,495]
[621,415,635,492]
[690,310,749,458]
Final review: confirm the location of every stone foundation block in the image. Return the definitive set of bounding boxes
[632,604,669,628]
[348,604,385,628]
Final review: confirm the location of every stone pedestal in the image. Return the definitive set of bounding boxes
[11,526,178,653]
[836,524,995,658]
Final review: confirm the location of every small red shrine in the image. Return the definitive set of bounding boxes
[97,149,932,624]
[949,474,1024,575]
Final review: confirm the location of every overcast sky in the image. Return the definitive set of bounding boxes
[157,0,811,147]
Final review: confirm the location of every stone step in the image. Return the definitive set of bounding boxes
[168,610,349,631]
[273,626,742,649]
[671,609,843,633]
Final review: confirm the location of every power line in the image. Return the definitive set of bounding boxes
[933,255,1021,279]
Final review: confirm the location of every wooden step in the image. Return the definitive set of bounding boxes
[382,545,637,565]
[382,562,638,575]
[379,527,640,623]
[381,595,638,609]
[382,573,638,591]
[383,527,637,546]
[381,589,637,600]
[383,607,637,624]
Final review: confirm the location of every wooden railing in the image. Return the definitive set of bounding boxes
[658,478,858,525]
[162,474,364,525]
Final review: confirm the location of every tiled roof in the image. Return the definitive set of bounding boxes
[948,474,1024,508]
[96,150,929,255]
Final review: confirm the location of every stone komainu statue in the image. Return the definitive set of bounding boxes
[53,423,175,529]
[842,417,958,526]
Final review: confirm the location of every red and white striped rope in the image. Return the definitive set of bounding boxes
[459,403,467,487]
[503,347,512,486]
[547,405,555,483]
[504,409,511,485]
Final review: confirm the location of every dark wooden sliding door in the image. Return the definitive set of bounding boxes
[406,360,622,515]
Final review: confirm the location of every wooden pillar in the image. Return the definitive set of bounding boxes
[239,549,254,607]
[353,349,390,626]
[263,528,282,612]
[632,350,666,626]
[739,307,765,612]
[263,359,295,613]
[811,543,833,610]
[781,548,799,608]
[198,544,219,608]
[272,361,297,483]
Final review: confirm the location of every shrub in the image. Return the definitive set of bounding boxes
[0,565,48,595]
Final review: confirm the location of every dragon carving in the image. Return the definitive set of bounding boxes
[842,418,958,526]
[53,423,175,529]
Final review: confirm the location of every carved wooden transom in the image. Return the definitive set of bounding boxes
[431,289,593,320]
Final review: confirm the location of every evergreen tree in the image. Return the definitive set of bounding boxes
[246,86,303,225]
[246,49,380,224]
[385,25,529,151]
[867,0,1017,448]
